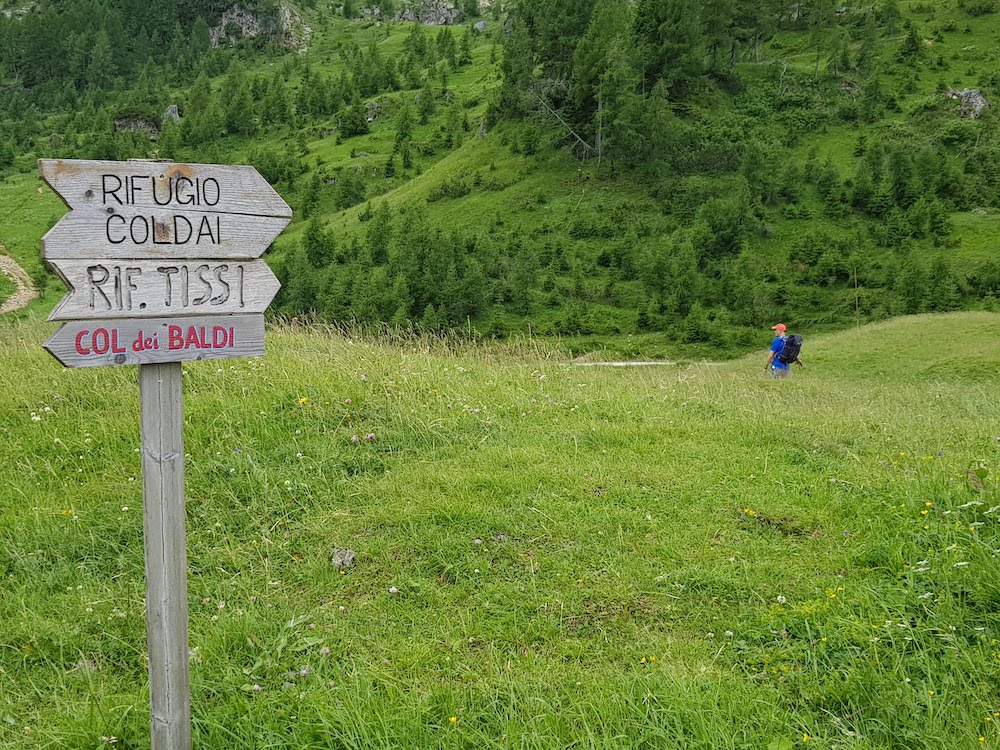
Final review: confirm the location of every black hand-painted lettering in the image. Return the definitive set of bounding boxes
[157,266,179,306]
[101,175,123,205]
[87,265,111,310]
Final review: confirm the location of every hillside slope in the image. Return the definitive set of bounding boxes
[2,1,1000,358]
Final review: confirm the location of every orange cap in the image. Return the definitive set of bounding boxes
[771,324,787,332]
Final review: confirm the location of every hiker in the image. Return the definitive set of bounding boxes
[764,323,803,378]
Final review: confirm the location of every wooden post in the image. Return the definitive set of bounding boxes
[139,362,191,750]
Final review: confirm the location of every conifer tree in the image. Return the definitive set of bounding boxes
[191,17,211,60]
[418,78,436,123]
[702,0,734,72]
[88,30,114,89]
[498,16,533,117]
[633,0,703,97]
[808,0,838,80]
[569,0,633,120]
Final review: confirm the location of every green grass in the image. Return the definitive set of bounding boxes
[0,272,14,305]
[2,311,999,748]
[949,210,1000,272]
[0,171,67,315]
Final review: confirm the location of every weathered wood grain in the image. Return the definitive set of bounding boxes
[41,208,290,260]
[138,362,191,750]
[44,314,265,367]
[48,259,281,321]
[39,158,291,217]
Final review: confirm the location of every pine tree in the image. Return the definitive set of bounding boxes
[366,202,394,265]
[88,30,114,89]
[0,140,15,169]
[395,99,414,144]
[418,78,436,123]
[339,98,370,138]
[302,173,322,218]
[157,117,181,160]
[569,0,634,120]
[702,0,735,72]
[498,16,534,117]
[459,28,473,66]
[808,0,838,80]
[633,0,704,97]
[282,245,319,315]
[191,17,211,60]
[222,62,256,136]
[421,303,443,330]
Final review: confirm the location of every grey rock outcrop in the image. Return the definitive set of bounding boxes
[211,4,311,51]
[113,115,159,135]
[162,105,181,124]
[949,88,991,119]
[330,549,356,569]
[401,1,461,25]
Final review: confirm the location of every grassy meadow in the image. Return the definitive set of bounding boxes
[1,311,999,749]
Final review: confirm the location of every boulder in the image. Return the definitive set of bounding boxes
[474,20,488,32]
[211,4,311,51]
[113,115,159,135]
[162,104,181,125]
[400,1,461,25]
[949,88,990,118]
[330,549,356,568]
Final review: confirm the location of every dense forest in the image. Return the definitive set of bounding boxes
[2,0,1000,354]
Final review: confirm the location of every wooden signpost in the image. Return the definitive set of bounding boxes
[47,259,280,319]
[39,158,291,749]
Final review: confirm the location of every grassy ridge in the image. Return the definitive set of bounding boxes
[1,312,999,748]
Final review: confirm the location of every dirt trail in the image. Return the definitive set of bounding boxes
[0,246,38,314]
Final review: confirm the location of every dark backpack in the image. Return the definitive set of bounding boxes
[777,334,802,364]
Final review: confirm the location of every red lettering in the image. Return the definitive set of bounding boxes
[168,325,183,350]
[75,329,91,355]
[229,327,235,347]
[185,326,200,349]
[212,326,227,348]
[92,329,110,355]
[111,329,126,354]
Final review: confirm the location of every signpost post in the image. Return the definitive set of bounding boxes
[39,158,291,749]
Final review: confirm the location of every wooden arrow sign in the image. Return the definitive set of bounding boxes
[40,207,291,260]
[39,159,291,217]
[47,259,281,321]
[44,314,265,368]
[39,159,291,260]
